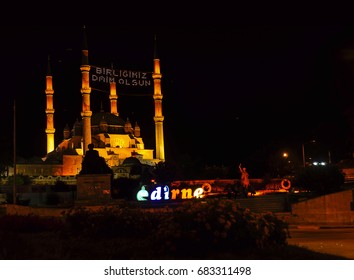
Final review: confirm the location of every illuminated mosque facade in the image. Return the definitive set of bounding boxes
[16,27,165,179]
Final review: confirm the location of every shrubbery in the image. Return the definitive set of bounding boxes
[0,214,63,233]
[0,198,342,259]
[152,199,289,258]
[60,199,289,258]
[111,177,141,200]
[61,206,163,238]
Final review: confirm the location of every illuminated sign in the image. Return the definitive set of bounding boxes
[91,66,152,87]
[136,183,212,201]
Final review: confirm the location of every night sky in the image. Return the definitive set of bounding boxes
[1,25,354,170]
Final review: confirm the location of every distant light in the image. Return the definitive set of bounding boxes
[313,161,326,166]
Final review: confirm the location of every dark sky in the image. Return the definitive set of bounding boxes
[1,25,354,168]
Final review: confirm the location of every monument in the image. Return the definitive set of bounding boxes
[76,144,113,204]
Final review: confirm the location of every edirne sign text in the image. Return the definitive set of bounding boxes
[91,66,152,87]
[136,183,212,201]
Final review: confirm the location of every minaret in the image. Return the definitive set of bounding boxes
[63,124,70,140]
[45,55,55,154]
[109,63,119,116]
[152,35,165,161]
[134,122,141,137]
[80,25,92,154]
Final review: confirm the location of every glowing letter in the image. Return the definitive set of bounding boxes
[151,186,162,201]
[171,189,180,199]
[136,186,149,201]
[163,185,170,200]
[193,188,204,198]
[181,188,193,199]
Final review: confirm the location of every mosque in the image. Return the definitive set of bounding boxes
[15,26,165,181]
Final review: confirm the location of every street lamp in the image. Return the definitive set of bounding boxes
[13,100,17,205]
[302,140,316,167]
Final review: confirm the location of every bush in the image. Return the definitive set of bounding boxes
[111,177,141,200]
[52,180,72,192]
[0,201,346,259]
[6,174,32,186]
[46,193,60,205]
[61,199,290,258]
[0,214,63,233]
[151,198,290,258]
[61,206,162,238]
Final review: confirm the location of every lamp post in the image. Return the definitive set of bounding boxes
[13,99,16,205]
[302,140,316,167]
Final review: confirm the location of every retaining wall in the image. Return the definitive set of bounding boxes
[291,188,354,224]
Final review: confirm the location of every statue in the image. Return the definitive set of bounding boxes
[239,163,250,197]
[77,143,113,202]
[80,143,112,175]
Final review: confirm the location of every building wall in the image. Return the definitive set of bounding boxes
[13,151,156,178]
[341,168,354,182]
[16,164,63,177]
[62,155,83,175]
[291,188,354,224]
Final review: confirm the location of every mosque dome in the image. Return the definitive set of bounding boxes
[91,111,125,126]
[122,156,141,166]
[90,111,127,135]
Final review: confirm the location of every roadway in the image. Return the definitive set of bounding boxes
[288,226,354,259]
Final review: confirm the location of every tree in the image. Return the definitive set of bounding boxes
[6,174,32,186]
[153,161,179,184]
[294,165,345,194]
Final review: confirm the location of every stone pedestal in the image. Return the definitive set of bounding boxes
[76,174,112,203]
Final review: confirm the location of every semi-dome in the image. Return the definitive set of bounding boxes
[122,156,141,166]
